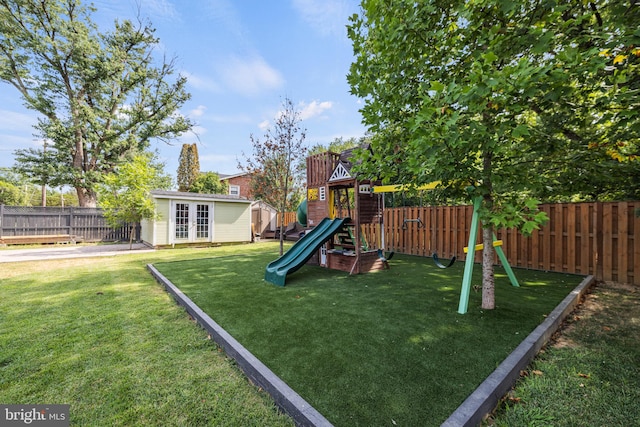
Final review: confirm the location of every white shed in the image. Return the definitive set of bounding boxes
[141,190,252,247]
[251,200,277,238]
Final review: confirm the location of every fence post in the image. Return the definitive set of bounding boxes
[595,202,603,280]
[69,207,75,237]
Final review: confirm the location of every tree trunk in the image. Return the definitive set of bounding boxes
[76,187,98,208]
[480,147,495,309]
[481,225,495,310]
[278,220,284,256]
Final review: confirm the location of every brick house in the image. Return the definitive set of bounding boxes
[220,172,278,238]
[219,172,253,198]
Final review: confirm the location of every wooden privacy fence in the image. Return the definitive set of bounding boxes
[277,211,298,227]
[0,205,138,243]
[374,202,639,285]
[282,201,639,285]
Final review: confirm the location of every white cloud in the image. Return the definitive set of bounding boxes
[0,133,42,149]
[258,120,270,131]
[183,72,221,92]
[191,125,207,136]
[0,110,37,131]
[140,0,181,22]
[299,100,333,120]
[291,0,352,37]
[218,56,284,96]
[203,0,247,41]
[189,105,207,118]
[257,99,332,131]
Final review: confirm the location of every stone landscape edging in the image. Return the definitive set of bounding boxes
[148,263,594,427]
[441,274,596,426]
[147,264,333,427]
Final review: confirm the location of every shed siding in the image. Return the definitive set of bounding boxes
[153,199,171,246]
[214,202,251,243]
[140,218,153,245]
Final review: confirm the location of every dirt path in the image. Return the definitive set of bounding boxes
[552,280,640,349]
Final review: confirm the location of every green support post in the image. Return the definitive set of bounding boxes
[493,234,519,288]
[458,198,521,314]
[458,197,481,314]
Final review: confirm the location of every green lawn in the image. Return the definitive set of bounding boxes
[0,247,293,427]
[487,280,640,426]
[153,242,584,426]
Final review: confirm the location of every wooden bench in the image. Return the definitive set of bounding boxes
[0,234,82,245]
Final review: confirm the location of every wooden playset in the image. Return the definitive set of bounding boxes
[305,149,387,274]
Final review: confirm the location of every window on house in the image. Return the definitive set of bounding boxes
[229,185,240,196]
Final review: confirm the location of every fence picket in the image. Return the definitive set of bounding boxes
[619,203,629,283]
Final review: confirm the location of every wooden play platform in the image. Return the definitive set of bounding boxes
[305,149,386,274]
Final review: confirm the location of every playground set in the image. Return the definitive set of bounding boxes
[264,149,519,314]
[265,149,387,285]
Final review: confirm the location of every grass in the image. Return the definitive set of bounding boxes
[486,280,640,427]
[0,247,293,427]
[153,242,584,426]
[5,242,631,426]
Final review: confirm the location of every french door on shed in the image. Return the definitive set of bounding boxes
[172,201,212,243]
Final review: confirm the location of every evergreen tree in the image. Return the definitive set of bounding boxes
[177,143,200,192]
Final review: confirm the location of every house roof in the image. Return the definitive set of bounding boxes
[251,200,277,212]
[150,190,252,203]
[219,171,251,181]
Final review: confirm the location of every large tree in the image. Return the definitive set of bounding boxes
[307,136,365,156]
[348,0,639,309]
[189,171,227,195]
[0,180,20,205]
[0,0,193,207]
[240,97,307,255]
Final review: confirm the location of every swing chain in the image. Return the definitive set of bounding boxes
[402,217,423,230]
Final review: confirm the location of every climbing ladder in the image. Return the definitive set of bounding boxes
[334,224,369,251]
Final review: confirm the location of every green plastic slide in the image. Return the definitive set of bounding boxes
[264,217,348,286]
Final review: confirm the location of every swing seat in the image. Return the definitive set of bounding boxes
[377,249,394,262]
[377,249,395,269]
[432,253,456,269]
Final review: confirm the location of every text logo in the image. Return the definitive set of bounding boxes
[1,405,69,426]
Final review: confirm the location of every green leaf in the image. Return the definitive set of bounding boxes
[482,51,498,64]
[430,81,446,92]
[512,125,530,138]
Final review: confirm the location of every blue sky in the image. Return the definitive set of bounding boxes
[0,0,366,180]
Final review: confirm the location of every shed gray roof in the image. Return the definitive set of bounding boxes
[150,190,252,203]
